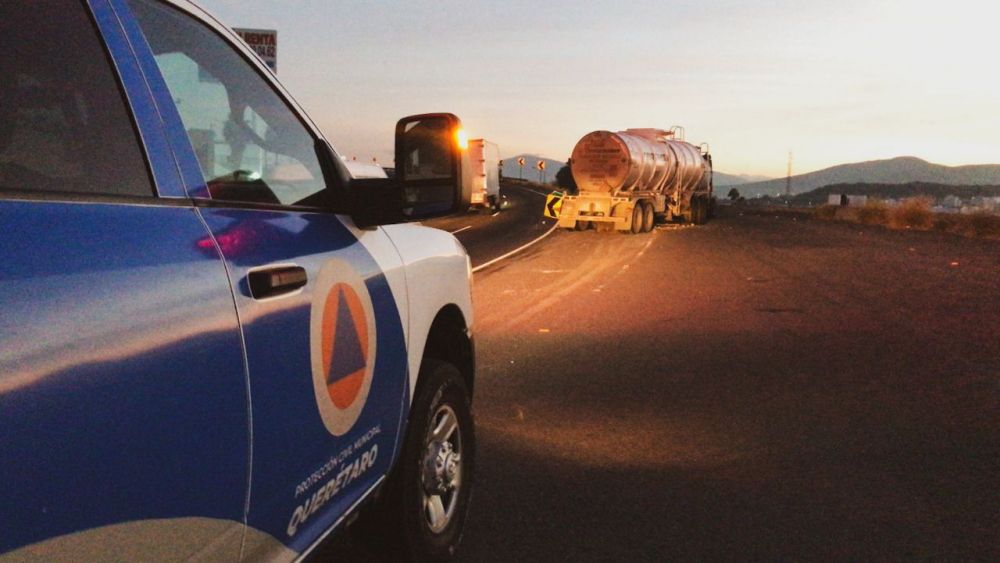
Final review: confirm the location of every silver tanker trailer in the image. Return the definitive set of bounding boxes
[560,127,713,233]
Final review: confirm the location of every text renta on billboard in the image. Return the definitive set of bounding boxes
[234,28,277,72]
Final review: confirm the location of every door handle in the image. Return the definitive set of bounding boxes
[247,265,307,300]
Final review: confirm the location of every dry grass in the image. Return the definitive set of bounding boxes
[939,211,1000,238]
[811,198,999,239]
[932,213,960,232]
[964,212,1000,237]
[855,199,890,225]
[815,205,839,219]
[889,197,934,230]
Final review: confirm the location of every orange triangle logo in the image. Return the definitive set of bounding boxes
[320,284,369,409]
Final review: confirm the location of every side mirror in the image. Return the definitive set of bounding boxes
[349,113,470,228]
[394,112,470,218]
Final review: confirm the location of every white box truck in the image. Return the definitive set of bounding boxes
[465,139,504,211]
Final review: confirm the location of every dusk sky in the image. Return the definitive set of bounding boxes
[196,0,998,177]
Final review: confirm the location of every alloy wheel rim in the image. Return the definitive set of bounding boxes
[420,404,462,533]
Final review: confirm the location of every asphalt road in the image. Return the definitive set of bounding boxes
[328,203,1000,560]
[423,182,556,269]
[462,208,999,560]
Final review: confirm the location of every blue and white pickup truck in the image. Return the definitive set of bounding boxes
[0,1,476,561]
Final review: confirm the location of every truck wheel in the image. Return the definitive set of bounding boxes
[574,219,590,231]
[692,197,706,225]
[630,205,643,234]
[363,360,474,562]
[641,202,655,232]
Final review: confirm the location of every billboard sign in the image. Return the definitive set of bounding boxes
[234,28,278,73]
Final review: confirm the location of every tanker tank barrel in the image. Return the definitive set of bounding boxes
[560,126,714,232]
[569,129,710,197]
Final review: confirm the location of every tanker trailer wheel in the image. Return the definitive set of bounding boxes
[698,197,711,224]
[691,197,707,225]
[641,202,655,232]
[690,198,701,225]
[630,205,643,234]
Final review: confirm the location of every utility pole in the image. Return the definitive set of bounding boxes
[785,151,793,197]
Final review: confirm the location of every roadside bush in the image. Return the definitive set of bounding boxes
[889,197,933,230]
[855,199,889,225]
[555,163,577,193]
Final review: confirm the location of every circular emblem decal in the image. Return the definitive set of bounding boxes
[310,261,377,436]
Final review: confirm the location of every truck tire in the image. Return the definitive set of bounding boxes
[361,360,475,562]
[630,204,643,234]
[641,202,655,232]
[691,197,707,225]
[574,219,590,231]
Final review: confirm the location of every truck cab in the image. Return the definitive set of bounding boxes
[0,1,475,561]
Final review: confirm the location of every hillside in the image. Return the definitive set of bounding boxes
[788,182,1000,206]
[714,172,773,186]
[501,154,566,183]
[738,157,1000,197]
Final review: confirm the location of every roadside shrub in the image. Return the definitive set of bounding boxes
[855,199,889,225]
[554,163,577,193]
[889,197,933,229]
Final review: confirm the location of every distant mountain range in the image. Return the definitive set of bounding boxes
[785,182,1000,206]
[498,155,1000,196]
[734,157,1000,197]
[714,172,773,186]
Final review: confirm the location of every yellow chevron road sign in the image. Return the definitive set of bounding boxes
[544,191,564,218]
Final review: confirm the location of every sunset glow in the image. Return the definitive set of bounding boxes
[199,0,999,177]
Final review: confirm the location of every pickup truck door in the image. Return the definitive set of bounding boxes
[120,0,411,557]
[0,1,248,559]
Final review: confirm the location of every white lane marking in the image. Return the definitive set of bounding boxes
[506,185,550,197]
[491,212,500,217]
[472,223,559,273]
[450,225,472,234]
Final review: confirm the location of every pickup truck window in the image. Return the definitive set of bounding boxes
[0,0,152,198]
[127,0,329,207]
